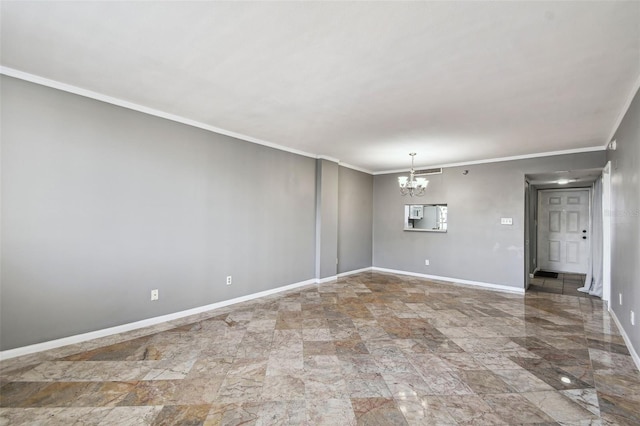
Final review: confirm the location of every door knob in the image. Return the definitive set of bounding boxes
[582,236,587,240]
[582,230,587,233]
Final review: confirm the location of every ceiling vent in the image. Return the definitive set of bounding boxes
[415,167,443,176]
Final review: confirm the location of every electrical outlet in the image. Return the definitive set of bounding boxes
[631,311,635,326]
[619,293,623,305]
[151,289,159,301]
[425,259,430,266]
[226,276,232,286]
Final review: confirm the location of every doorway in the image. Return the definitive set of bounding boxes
[524,168,604,296]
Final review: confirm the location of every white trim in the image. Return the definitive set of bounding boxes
[0,66,318,161]
[317,275,338,284]
[374,146,606,175]
[372,267,525,294]
[609,308,640,373]
[606,73,640,146]
[338,267,373,277]
[317,155,340,163]
[601,162,612,304]
[338,162,373,175]
[0,277,317,361]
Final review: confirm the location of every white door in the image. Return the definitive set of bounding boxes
[537,189,590,274]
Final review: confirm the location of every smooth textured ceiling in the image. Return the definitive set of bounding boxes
[1,2,639,172]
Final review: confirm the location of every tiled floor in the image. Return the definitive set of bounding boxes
[1,272,639,425]
[528,272,600,298]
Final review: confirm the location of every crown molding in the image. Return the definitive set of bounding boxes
[316,155,340,163]
[0,66,319,160]
[317,156,374,174]
[338,162,373,174]
[373,146,606,175]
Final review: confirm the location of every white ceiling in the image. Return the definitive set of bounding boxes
[1,1,639,173]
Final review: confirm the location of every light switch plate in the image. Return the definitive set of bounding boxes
[501,218,513,225]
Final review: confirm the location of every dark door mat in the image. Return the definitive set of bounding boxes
[534,270,559,278]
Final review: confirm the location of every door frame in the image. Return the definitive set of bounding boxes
[602,162,612,305]
[524,180,531,289]
[536,187,592,274]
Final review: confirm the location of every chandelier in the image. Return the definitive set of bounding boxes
[398,153,428,197]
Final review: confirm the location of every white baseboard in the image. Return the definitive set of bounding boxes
[317,275,338,284]
[609,308,640,372]
[338,267,373,277]
[0,277,318,361]
[371,267,525,294]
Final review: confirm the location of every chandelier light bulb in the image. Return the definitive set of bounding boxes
[398,153,428,197]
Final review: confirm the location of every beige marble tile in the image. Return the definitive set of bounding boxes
[98,406,163,425]
[345,373,392,398]
[480,392,555,423]
[0,407,112,425]
[216,376,265,404]
[306,399,356,426]
[257,400,306,426]
[420,371,475,396]
[382,372,432,400]
[142,357,197,381]
[261,374,305,401]
[522,390,600,423]
[395,396,458,425]
[438,394,508,425]
[492,368,556,392]
[204,401,261,426]
[561,388,601,416]
[351,397,408,425]
[302,328,333,341]
[152,404,210,425]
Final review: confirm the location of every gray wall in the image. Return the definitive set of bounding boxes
[1,76,318,350]
[608,87,640,356]
[373,151,606,289]
[338,166,373,273]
